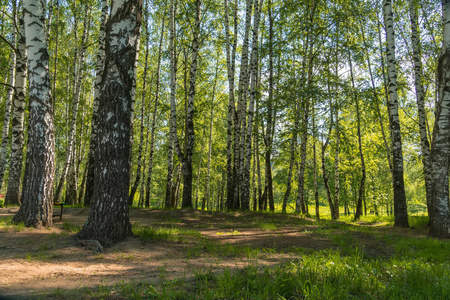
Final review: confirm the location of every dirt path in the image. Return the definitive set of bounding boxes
[0,208,417,299]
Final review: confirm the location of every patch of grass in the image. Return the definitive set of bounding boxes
[393,236,450,263]
[133,225,202,243]
[62,221,81,233]
[253,221,278,231]
[0,216,26,232]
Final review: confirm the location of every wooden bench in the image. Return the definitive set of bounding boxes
[53,202,65,221]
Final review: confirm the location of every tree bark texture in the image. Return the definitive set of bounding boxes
[241,0,261,210]
[0,18,16,191]
[13,0,55,229]
[145,16,164,208]
[383,0,409,228]
[84,0,108,206]
[429,0,450,238]
[409,0,433,222]
[77,0,142,246]
[224,0,238,209]
[165,0,177,208]
[5,14,27,206]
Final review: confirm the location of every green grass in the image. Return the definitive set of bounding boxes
[72,248,450,299]
[62,221,81,233]
[133,225,202,242]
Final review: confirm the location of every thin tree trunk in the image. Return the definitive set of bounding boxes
[55,5,90,204]
[349,54,366,221]
[410,0,433,222]
[84,0,108,206]
[129,0,151,206]
[333,55,340,220]
[242,0,262,210]
[206,58,219,210]
[171,0,201,209]
[145,16,165,208]
[77,0,142,246]
[0,14,16,190]
[383,0,409,228]
[282,102,299,213]
[5,13,27,206]
[265,0,274,212]
[312,101,319,220]
[13,0,55,228]
[165,0,177,208]
[224,0,238,210]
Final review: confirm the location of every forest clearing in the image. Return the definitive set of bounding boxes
[2,0,450,298]
[0,207,449,299]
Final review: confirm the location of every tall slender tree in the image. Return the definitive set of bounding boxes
[5,9,27,206]
[383,0,409,227]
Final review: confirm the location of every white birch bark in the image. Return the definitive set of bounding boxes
[146,17,165,208]
[232,0,253,209]
[84,0,108,206]
[171,0,201,209]
[410,0,433,221]
[383,0,409,227]
[5,14,27,206]
[77,0,142,246]
[241,0,261,210]
[224,0,238,209]
[429,0,450,238]
[205,59,219,211]
[0,22,16,190]
[165,0,177,208]
[13,0,55,228]
[55,5,91,204]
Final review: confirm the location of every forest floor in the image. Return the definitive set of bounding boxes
[0,207,448,299]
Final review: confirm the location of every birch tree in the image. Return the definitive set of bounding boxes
[241,0,262,210]
[5,11,27,206]
[383,0,409,228]
[429,0,450,238]
[0,5,16,190]
[77,0,142,245]
[171,0,201,208]
[409,0,432,222]
[84,0,108,206]
[13,0,55,228]
[145,16,165,208]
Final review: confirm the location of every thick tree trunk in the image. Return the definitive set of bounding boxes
[5,14,27,206]
[13,0,55,228]
[410,0,433,222]
[383,0,409,228]
[77,0,142,246]
[84,0,108,206]
[429,0,450,239]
